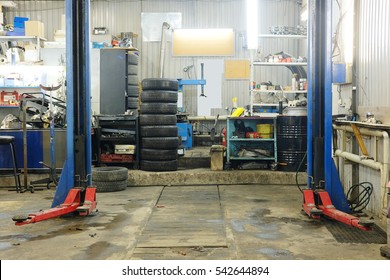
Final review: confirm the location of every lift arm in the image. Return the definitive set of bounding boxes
[303,0,372,230]
[13,0,96,225]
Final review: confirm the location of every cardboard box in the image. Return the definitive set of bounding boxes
[115,144,136,155]
[25,21,45,38]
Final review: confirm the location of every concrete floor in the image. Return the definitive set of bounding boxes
[0,180,387,260]
[0,147,388,260]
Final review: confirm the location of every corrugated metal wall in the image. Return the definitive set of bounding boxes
[356,0,390,119]
[353,0,390,216]
[5,0,301,116]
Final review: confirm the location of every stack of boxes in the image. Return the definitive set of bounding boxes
[6,16,29,36]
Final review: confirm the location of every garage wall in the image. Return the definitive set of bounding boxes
[356,0,390,123]
[5,0,301,116]
[334,0,390,218]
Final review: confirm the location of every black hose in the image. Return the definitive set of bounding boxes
[346,182,373,213]
[295,151,307,193]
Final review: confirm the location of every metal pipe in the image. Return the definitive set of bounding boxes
[188,116,228,121]
[333,124,389,211]
[334,149,382,170]
[159,22,170,78]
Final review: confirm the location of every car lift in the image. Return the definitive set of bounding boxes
[302,0,373,231]
[12,0,97,225]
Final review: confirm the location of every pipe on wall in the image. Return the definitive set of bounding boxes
[333,124,389,217]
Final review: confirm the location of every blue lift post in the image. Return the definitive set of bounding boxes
[303,0,372,230]
[12,0,97,225]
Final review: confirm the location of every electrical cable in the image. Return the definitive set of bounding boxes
[294,150,307,193]
[346,181,373,213]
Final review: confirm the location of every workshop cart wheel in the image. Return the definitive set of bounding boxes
[92,179,127,193]
[140,148,178,161]
[140,103,177,114]
[141,90,178,103]
[140,114,177,126]
[142,137,180,149]
[140,160,178,172]
[141,78,179,91]
[140,125,178,137]
[92,166,129,182]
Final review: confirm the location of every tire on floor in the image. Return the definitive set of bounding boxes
[142,137,179,149]
[140,125,178,137]
[140,148,178,161]
[92,179,127,192]
[140,159,178,172]
[92,166,129,182]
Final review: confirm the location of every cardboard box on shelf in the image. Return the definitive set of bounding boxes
[24,44,39,62]
[25,21,45,38]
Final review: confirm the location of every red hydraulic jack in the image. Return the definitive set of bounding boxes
[12,187,97,226]
[303,189,373,231]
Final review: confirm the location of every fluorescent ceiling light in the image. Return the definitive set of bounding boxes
[246,0,258,49]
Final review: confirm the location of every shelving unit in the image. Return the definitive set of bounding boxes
[0,36,46,61]
[93,115,139,168]
[226,116,277,168]
[250,33,307,115]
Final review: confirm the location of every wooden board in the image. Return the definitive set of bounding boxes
[224,60,250,79]
[135,186,227,248]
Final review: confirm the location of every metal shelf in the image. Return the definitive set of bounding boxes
[0,36,46,60]
[252,62,307,66]
[228,156,276,161]
[226,117,277,165]
[251,90,307,94]
[258,34,307,39]
[0,86,41,89]
[228,138,274,142]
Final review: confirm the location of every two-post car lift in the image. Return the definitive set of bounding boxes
[302,0,373,230]
[12,0,97,225]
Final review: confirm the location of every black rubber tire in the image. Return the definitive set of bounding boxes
[128,53,139,65]
[140,148,178,161]
[92,166,128,182]
[127,85,139,97]
[142,78,179,91]
[140,160,178,172]
[128,75,139,86]
[127,97,139,109]
[140,125,178,137]
[141,90,178,103]
[139,114,177,126]
[92,179,127,193]
[127,65,138,75]
[142,137,179,149]
[140,103,177,114]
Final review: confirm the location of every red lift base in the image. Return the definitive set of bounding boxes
[13,187,97,226]
[303,189,373,231]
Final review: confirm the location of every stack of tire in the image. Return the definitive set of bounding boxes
[92,166,128,192]
[126,52,140,115]
[139,78,179,172]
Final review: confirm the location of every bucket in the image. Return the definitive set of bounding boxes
[256,124,273,138]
